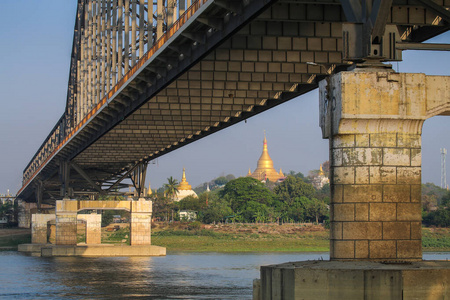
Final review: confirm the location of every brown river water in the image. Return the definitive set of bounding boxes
[0,251,448,299]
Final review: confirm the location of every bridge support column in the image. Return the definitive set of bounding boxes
[55,200,78,245]
[130,199,152,245]
[31,214,54,244]
[320,70,428,261]
[78,213,101,244]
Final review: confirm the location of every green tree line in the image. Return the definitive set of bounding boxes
[152,174,330,224]
[422,183,450,227]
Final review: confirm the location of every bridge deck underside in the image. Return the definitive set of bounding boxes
[19,0,449,202]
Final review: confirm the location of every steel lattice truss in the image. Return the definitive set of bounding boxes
[18,0,450,203]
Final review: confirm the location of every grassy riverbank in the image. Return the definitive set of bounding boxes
[151,223,450,252]
[0,228,31,249]
[0,224,448,252]
[422,227,450,251]
[152,229,329,252]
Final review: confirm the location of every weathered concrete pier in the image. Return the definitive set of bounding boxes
[19,199,165,257]
[254,69,450,299]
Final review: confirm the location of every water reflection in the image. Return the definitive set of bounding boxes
[0,252,448,299]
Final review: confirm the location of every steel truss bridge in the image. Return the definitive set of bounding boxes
[17,0,450,205]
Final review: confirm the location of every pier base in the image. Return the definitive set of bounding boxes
[18,243,166,257]
[255,260,449,300]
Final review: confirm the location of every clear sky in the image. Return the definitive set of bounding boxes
[0,1,449,195]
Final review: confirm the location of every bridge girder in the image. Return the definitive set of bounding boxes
[18,0,450,203]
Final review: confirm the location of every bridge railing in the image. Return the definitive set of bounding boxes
[21,0,210,190]
[22,115,69,185]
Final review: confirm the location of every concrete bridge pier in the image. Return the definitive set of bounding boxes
[130,199,152,245]
[55,200,78,245]
[31,214,54,244]
[20,199,165,256]
[322,70,425,261]
[77,213,102,244]
[255,69,450,299]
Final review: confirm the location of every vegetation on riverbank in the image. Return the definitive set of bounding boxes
[0,224,448,252]
[422,227,450,251]
[151,223,450,252]
[0,234,30,249]
[152,225,329,252]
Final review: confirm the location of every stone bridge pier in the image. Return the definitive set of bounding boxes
[319,70,450,261]
[256,70,450,299]
[19,198,165,257]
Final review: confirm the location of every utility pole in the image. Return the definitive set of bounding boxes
[441,148,447,189]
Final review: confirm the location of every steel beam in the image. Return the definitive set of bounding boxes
[70,162,104,193]
[415,0,450,23]
[396,42,450,51]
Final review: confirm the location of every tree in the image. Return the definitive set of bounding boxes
[225,174,235,182]
[200,193,233,224]
[240,200,269,223]
[288,170,306,180]
[153,195,172,221]
[214,176,229,186]
[281,197,309,222]
[423,207,450,227]
[273,175,316,205]
[163,176,179,201]
[0,201,13,222]
[220,177,276,213]
[422,183,447,206]
[305,198,329,223]
[178,195,206,211]
[422,194,438,212]
[265,179,277,191]
[441,190,450,207]
[315,183,330,204]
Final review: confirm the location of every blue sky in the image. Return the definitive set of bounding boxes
[0,1,449,195]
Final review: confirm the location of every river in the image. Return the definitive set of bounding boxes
[0,251,448,299]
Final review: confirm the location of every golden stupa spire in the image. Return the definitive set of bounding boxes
[319,164,324,176]
[279,168,284,177]
[147,182,152,196]
[248,131,283,182]
[247,168,252,176]
[258,131,274,170]
[178,167,192,190]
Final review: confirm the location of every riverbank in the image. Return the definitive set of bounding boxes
[0,228,31,250]
[1,224,449,252]
[152,223,450,252]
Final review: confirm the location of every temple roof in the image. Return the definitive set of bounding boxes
[248,133,284,182]
[178,168,192,190]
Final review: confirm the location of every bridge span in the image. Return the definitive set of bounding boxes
[17,0,449,204]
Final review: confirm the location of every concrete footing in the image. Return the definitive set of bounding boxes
[18,243,166,257]
[255,260,449,300]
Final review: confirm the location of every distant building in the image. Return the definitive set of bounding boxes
[179,210,197,221]
[174,168,198,201]
[0,216,8,226]
[311,164,329,189]
[247,133,285,182]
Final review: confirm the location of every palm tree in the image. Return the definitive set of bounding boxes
[164,176,179,201]
[164,176,179,222]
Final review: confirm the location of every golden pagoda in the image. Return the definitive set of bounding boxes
[147,182,152,196]
[248,133,285,182]
[312,164,329,189]
[175,168,198,201]
[178,168,192,190]
[318,164,324,176]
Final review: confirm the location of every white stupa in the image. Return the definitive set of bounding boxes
[174,168,198,201]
